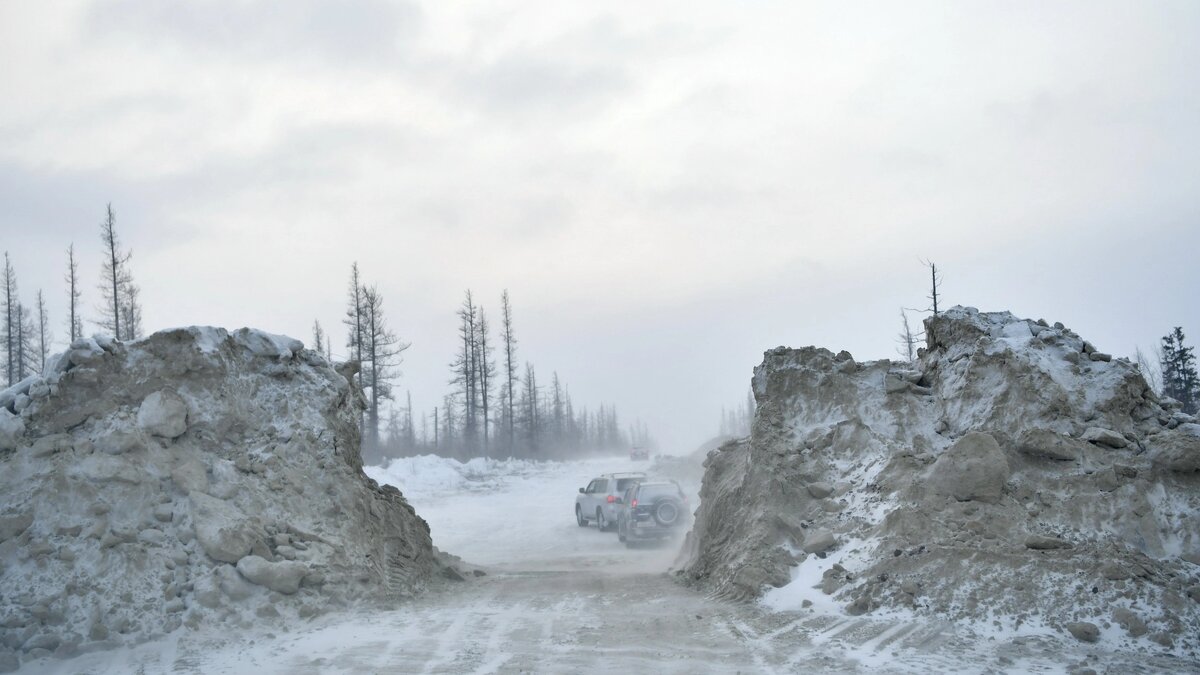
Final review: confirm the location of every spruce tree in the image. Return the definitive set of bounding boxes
[1161,327,1199,415]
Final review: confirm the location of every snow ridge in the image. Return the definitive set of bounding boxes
[0,326,441,670]
[677,306,1200,656]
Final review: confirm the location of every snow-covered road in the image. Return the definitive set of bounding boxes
[24,456,1194,673]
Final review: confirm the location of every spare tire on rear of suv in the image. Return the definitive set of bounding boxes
[653,498,681,527]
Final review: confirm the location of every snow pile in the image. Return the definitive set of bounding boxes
[365,455,542,501]
[0,327,443,671]
[677,307,1200,654]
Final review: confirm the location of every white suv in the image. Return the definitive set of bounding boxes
[575,472,646,531]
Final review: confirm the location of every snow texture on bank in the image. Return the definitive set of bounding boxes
[0,327,441,672]
[677,307,1200,659]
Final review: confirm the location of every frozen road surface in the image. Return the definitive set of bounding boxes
[25,457,1193,673]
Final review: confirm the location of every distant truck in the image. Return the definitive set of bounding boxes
[630,447,649,461]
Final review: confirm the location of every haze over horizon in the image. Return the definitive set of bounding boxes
[2,1,1198,453]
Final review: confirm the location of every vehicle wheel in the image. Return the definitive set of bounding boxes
[624,535,635,549]
[576,505,587,527]
[618,518,626,542]
[596,508,607,531]
[653,499,680,527]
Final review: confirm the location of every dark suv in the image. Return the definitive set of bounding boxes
[616,480,689,547]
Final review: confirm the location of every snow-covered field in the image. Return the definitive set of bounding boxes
[21,455,1195,674]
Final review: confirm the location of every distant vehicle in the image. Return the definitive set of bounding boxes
[616,480,689,547]
[630,447,649,461]
[576,472,647,531]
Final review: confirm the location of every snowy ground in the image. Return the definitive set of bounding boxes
[21,456,1196,674]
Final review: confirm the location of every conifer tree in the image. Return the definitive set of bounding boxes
[1161,327,1199,415]
[312,320,325,356]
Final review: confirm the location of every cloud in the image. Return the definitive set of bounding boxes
[85,0,422,68]
[2,1,1199,451]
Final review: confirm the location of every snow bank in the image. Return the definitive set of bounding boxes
[0,327,446,671]
[365,455,543,500]
[677,307,1200,655]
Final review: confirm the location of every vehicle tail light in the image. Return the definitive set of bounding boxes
[631,499,638,508]
[606,495,615,503]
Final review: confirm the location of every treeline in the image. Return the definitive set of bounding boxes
[717,389,755,438]
[314,276,654,464]
[3,203,142,387]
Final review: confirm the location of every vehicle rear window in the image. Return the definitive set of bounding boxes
[615,478,640,491]
[637,484,681,500]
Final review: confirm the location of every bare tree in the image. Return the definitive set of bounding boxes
[343,263,366,432]
[551,372,564,447]
[3,252,16,385]
[451,291,479,453]
[97,203,134,340]
[924,260,943,317]
[441,394,456,453]
[475,306,496,456]
[896,309,919,363]
[15,302,36,381]
[1135,346,1162,393]
[65,243,83,343]
[500,290,518,453]
[360,284,411,451]
[36,290,51,371]
[404,391,416,451]
[522,361,539,455]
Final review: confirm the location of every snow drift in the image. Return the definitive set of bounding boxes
[365,454,544,501]
[677,307,1200,653]
[0,327,441,671]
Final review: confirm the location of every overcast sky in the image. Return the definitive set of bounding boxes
[1,1,1198,453]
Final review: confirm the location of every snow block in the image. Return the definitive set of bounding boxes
[190,493,262,564]
[236,555,309,595]
[0,410,23,451]
[927,432,1009,504]
[137,390,188,439]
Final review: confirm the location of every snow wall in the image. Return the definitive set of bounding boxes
[677,307,1200,652]
[0,327,443,670]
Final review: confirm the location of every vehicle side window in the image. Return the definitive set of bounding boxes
[585,480,598,494]
[594,479,609,492]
